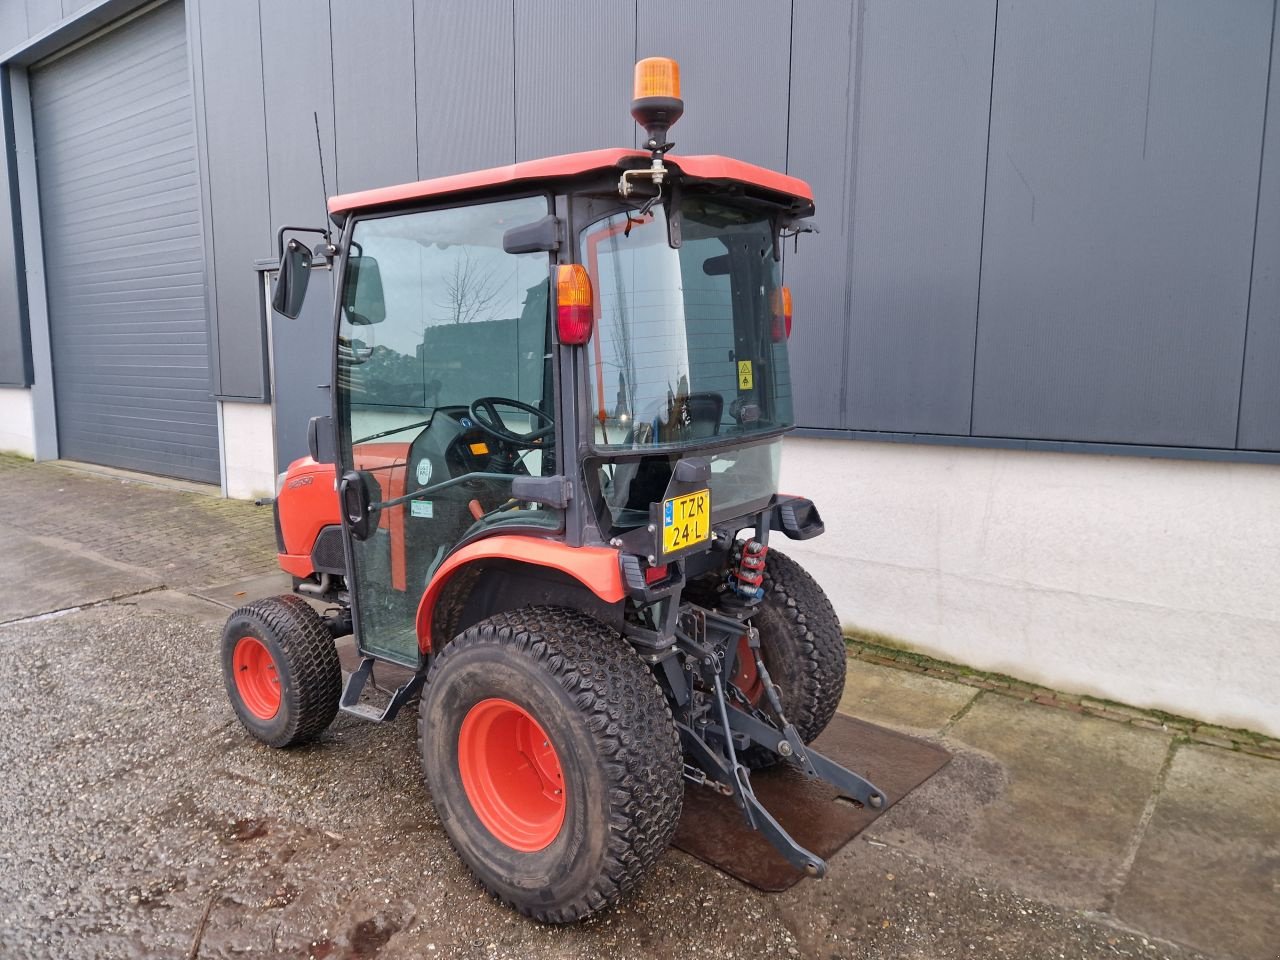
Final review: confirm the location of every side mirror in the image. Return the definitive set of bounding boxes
[271,238,312,319]
[339,469,380,541]
[341,255,386,325]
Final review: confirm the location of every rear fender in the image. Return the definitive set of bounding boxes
[415,537,624,653]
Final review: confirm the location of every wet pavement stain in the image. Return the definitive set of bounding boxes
[229,817,269,842]
[348,914,401,958]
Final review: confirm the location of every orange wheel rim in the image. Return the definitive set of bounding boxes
[733,635,764,706]
[233,636,281,720]
[457,698,566,852]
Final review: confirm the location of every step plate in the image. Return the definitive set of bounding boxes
[672,713,951,892]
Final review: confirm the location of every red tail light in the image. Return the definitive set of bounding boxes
[771,286,792,342]
[556,265,594,344]
[644,564,669,584]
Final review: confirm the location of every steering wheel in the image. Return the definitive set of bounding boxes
[468,397,555,449]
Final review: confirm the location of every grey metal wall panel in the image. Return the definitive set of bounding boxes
[783,0,855,429]
[0,4,29,53]
[515,0,634,161]
[260,0,335,231]
[1237,8,1280,452]
[414,0,514,177]
[971,0,1273,448]
[24,0,61,35]
[32,1,219,482]
[637,0,790,171]
[0,71,29,385]
[331,0,417,194]
[843,0,993,435]
[193,0,270,400]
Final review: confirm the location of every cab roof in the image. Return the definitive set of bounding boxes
[327,148,813,218]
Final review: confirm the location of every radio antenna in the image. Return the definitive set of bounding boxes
[314,112,334,252]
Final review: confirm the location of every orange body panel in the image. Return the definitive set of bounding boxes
[414,537,625,653]
[276,458,339,576]
[274,444,411,583]
[328,149,812,215]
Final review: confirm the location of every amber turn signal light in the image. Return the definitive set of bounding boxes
[771,286,793,342]
[556,265,594,345]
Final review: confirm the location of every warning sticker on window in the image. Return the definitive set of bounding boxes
[737,360,754,390]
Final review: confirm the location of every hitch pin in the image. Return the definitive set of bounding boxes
[682,764,733,796]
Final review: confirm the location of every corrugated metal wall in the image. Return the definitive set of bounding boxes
[1,0,1277,459]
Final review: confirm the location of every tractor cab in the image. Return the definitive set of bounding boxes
[275,141,814,668]
[225,57,883,923]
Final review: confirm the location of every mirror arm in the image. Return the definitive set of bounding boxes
[276,225,332,260]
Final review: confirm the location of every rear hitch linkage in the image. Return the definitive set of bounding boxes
[672,603,886,878]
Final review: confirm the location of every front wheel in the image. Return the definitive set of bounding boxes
[221,594,342,748]
[418,607,683,923]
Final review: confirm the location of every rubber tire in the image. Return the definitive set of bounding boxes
[221,594,342,748]
[418,607,683,923]
[689,549,847,769]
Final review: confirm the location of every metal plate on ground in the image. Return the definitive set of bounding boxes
[673,713,952,892]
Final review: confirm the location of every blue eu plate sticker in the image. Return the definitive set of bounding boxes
[664,500,673,525]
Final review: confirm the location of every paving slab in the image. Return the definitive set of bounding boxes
[130,589,234,624]
[869,692,1172,911]
[0,454,277,590]
[1114,744,1280,960]
[772,839,1209,960]
[192,571,295,609]
[839,656,978,733]
[0,531,159,622]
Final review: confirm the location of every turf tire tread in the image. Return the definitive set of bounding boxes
[760,550,847,743]
[227,594,342,747]
[419,606,683,923]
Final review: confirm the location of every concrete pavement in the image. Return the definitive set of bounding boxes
[0,455,1275,959]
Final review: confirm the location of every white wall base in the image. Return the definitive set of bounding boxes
[778,436,1280,738]
[219,400,276,501]
[0,386,36,457]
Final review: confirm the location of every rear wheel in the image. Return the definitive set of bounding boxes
[221,594,342,748]
[690,549,848,768]
[418,607,683,923]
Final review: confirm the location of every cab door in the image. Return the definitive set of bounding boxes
[335,195,557,664]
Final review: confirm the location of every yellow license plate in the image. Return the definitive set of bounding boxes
[662,489,710,555]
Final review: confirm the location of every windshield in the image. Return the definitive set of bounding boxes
[581,196,794,452]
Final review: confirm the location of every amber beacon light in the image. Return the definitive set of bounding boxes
[631,57,684,150]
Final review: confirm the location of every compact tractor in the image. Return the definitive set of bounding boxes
[223,57,883,922]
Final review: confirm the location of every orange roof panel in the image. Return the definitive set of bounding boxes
[327,148,813,215]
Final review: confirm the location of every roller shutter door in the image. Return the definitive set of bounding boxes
[32,1,219,483]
